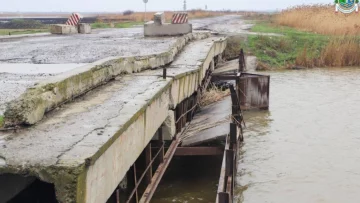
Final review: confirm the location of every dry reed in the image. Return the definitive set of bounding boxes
[98,10,224,23]
[199,86,230,107]
[319,37,360,66]
[275,4,360,35]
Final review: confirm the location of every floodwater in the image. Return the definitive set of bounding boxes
[152,67,360,203]
[151,156,223,203]
[236,67,360,203]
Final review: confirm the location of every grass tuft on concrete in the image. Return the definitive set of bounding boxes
[0,116,4,128]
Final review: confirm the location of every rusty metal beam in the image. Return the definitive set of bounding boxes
[174,147,224,156]
[139,139,180,203]
[126,143,165,203]
[145,143,152,184]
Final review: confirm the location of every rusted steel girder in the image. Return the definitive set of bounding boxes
[139,139,180,203]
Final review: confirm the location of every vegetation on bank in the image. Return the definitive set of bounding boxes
[0,116,4,128]
[275,5,360,36]
[245,5,360,69]
[247,23,328,69]
[97,10,227,23]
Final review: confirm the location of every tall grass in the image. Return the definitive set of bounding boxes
[319,37,360,66]
[0,116,3,128]
[275,4,360,35]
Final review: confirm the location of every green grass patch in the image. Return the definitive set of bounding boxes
[0,116,4,128]
[247,22,329,68]
[0,29,49,36]
[91,22,143,29]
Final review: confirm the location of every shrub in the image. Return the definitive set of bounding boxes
[123,10,134,16]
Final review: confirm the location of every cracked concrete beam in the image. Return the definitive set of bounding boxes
[0,36,228,203]
[3,32,211,127]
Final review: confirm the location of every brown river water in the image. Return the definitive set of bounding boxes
[153,67,360,203]
[237,67,360,203]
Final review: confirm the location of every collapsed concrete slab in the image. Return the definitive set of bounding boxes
[50,24,78,34]
[3,31,210,127]
[0,36,227,203]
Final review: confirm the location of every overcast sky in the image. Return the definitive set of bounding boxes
[3,0,332,12]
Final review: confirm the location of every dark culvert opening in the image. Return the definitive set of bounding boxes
[0,174,58,203]
[151,154,223,203]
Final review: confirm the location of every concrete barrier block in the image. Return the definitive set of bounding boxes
[78,23,92,34]
[154,12,165,25]
[50,24,78,34]
[144,23,192,37]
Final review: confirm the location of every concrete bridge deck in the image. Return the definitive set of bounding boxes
[0,15,245,118]
[0,36,227,203]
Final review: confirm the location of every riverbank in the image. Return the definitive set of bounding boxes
[244,6,360,70]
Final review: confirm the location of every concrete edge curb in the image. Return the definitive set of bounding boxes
[3,31,211,126]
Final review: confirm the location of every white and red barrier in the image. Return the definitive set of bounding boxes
[66,13,82,26]
[172,13,188,24]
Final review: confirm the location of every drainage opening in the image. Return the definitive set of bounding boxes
[0,174,57,203]
[152,154,223,202]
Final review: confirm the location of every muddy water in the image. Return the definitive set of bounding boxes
[151,156,223,203]
[237,67,360,203]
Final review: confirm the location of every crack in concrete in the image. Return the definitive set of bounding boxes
[55,127,105,165]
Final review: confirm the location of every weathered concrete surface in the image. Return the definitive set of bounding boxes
[181,97,231,146]
[50,24,78,34]
[0,15,248,65]
[3,32,211,126]
[0,28,172,64]
[0,36,227,203]
[0,64,85,115]
[144,23,192,37]
[78,23,91,34]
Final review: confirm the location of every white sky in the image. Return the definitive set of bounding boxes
[2,0,332,12]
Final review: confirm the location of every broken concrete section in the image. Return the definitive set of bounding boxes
[50,24,78,34]
[0,36,227,203]
[181,97,231,146]
[3,31,210,126]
